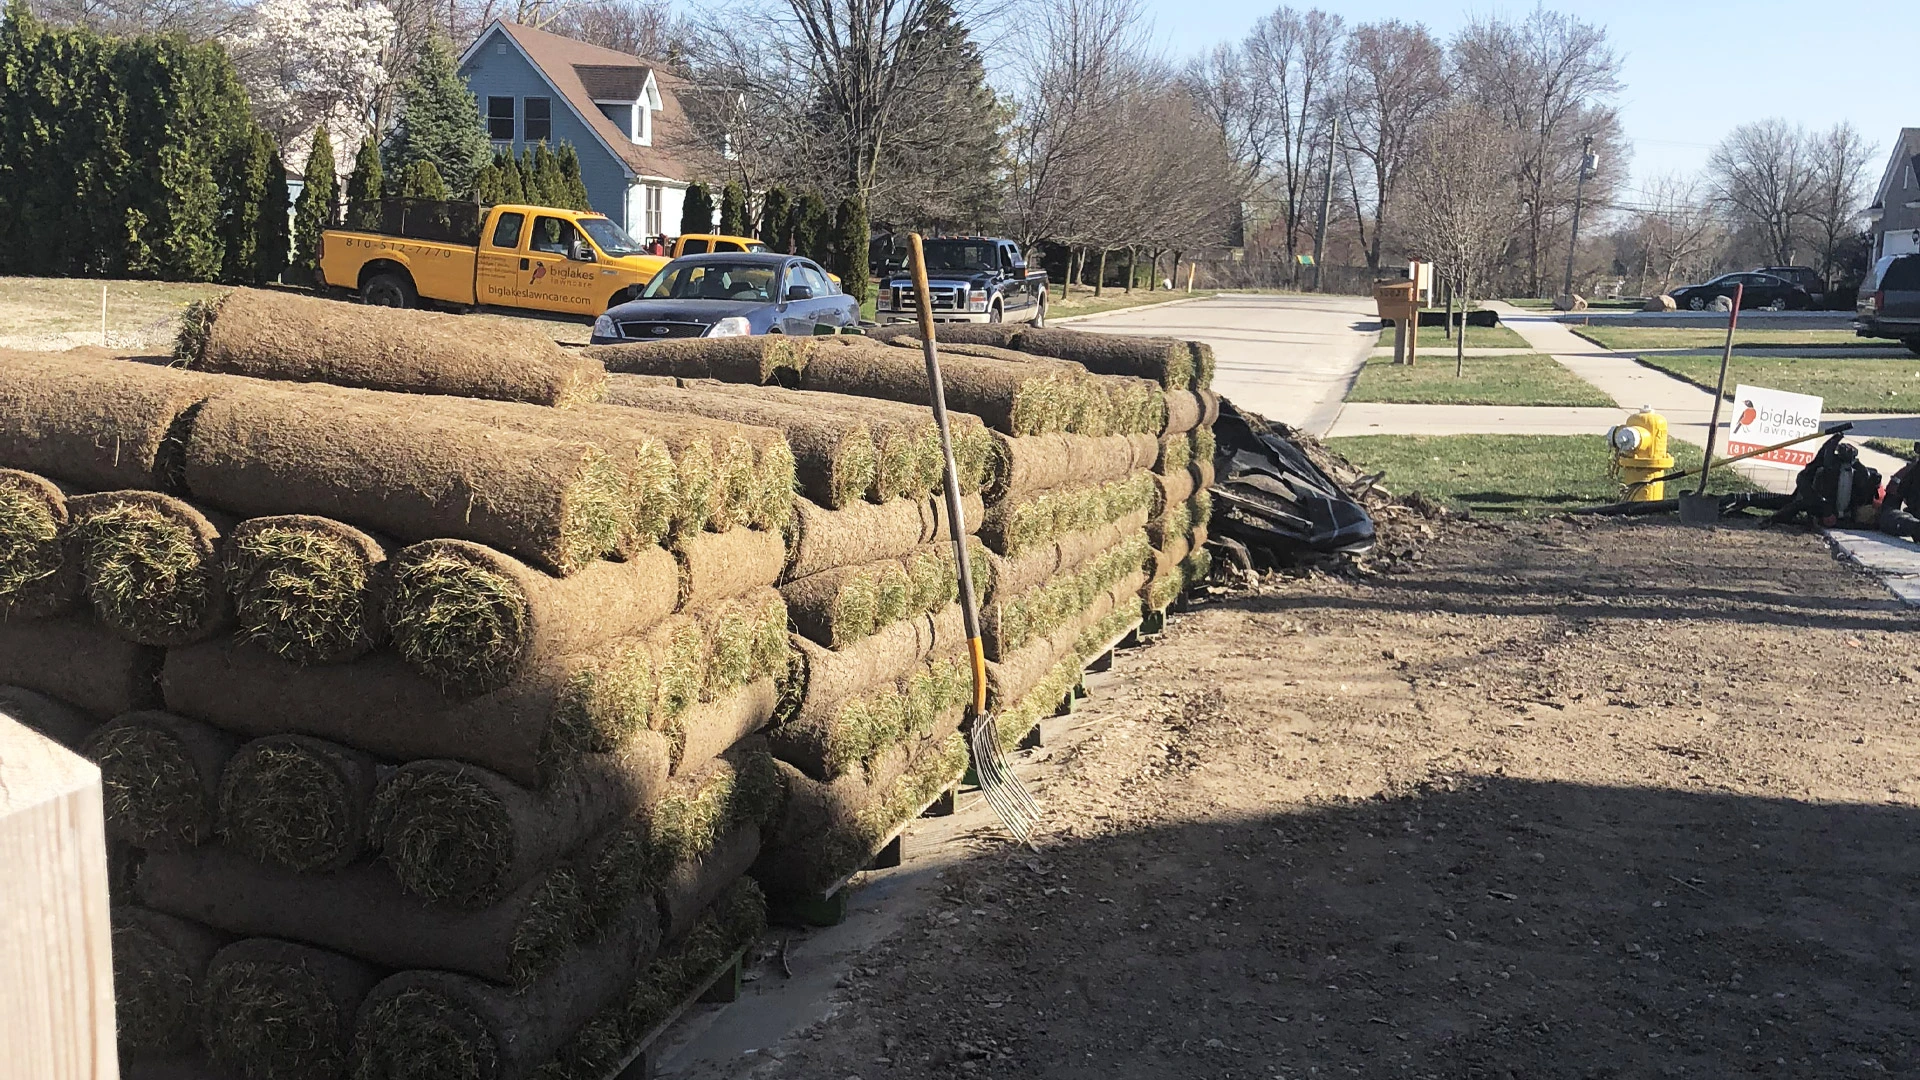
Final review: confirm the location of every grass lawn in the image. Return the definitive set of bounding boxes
[1400,321,1531,349]
[1345,353,1613,407]
[0,276,229,349]
[1865,438,1917,461]
[1634,354,1920,412]
[1571,325,1864,351]
[1327,434,1753,517]
[1506,297,1644,310]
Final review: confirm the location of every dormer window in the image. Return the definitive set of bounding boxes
[577,64,661,146]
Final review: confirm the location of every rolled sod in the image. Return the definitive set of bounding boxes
[226,516,388,664]
[783,604,964,719]
[85,711,237,849]
[0,684,97,750]
[585,335,811,384]
[672,527,786,610]
[783,495,927,582]
[163,637,680,788]
[656,822,761,942]
[1010,327,1194,390]
[981,532,1152,658]
[1193,424,1217,466]
[769,655,970,782]
[0,613,162,717]
[603,379,877,510]
[0,468,78,617]
[218,734,379,874]
[201,937,380,1080]
[68,491,231,646]
[182,381,629,576]
[874,323,1019,349]
[979,472,1157,558]
[1156,432,1192,473]
[1161,390,1209,435]
[138,844,589,987]
[385,540,676,696]
[370,732,670,909]
[780,562,881,649]
[984,507,1151,604]
[1147,501,1193,550]
[112,906,228,1056]
[796,339,1085,436]
[924,491,987,546]
[177,290,606,407]
[668,677,778,776]
[985,570,1143,710]
[990,432,1147,502]
[0,350,213,492]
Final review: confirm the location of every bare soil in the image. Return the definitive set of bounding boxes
[727,516,1920,1079]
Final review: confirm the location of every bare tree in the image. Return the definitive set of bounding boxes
[27,0,247,38]
[1804,121,1875,284]
[1397,102,1521,368]
[1452,8,1624,296]
[545,0,676,56]
[1242,6,1342,277]
[1183,42,1273,203]
[1336,18,1446,273]
[1629,172,1724,294]
[1707,119,1816,267]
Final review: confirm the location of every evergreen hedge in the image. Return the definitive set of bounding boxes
[719,182,747,237]
[832,195,870,303]
[291,124,336,284]
[681,182,713,234]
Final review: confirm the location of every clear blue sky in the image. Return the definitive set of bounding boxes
[1143,0,1919,203]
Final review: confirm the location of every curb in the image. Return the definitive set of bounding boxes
[1051,292,1215,324]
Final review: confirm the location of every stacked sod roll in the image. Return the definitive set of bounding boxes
[1,299,781,1080]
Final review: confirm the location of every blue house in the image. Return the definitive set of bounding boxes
[458,21,697,240]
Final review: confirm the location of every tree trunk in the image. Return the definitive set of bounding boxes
[1094,249,1108,298]
[1443,275,1455,342]
[1123,247,1134,294]
[1171,251,1183,294]
[1455,277,1467,378]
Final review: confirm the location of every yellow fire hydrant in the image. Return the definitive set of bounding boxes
[1607,406,1676,501]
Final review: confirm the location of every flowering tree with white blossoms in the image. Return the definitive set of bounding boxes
[227,0,396,174]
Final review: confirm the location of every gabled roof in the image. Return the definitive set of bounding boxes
[460,21,696,182]
[1869,128,1920,212]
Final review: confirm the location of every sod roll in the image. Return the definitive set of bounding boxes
[981,531,1152,658]
[113,906,228,1056]
[0,684,96,750]
[990,431,1147,501]
[1010,327,1194,389]
[985,569,1143,710]
[978,472,1156,558]
[672,527,786,610]
[768,655,970,783]
[177,289,607,407]
[0,613,161,717]
[603,379,876,510]
[385,540,676,696]
[983,507,1151,604]
[85,710,237,849]
[783,604,963,717]
[875,324,1019,349]
[68,491,231,646]
[797,339,1083,436]
[182,381,628,576]
[218,734,379,874]
[784,495,928,582]
[370,733,671,908]
[225,515,388,664]
[585,335,810,384]
[0,468,78,618]
[656,822,761,943]
[138,844,588,987]
[1161,390,1208,436]
[201,937,380,1080]
[668,676,778,776]
[1190,341,1216,389]
[0,351,213,492]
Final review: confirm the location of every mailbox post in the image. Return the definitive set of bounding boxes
[1373,280,1420,366]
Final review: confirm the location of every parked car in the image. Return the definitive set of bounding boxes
[320,199,668,315]
[1855,253,1920,356]
[1754,265,1827,304]
[1667,272,1812,312]
[874,236,1049,325]
[589,252,857,342]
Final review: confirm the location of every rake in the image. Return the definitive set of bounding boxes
[904,233,1041,846]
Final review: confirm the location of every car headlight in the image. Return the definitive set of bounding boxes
[707,316,751,338]
[591,314,617,338]
[968,291,989,312]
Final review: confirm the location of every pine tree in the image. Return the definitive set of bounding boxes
[384,35,491,197]
[256,145,290,284]
[759,187,792,252]
[532,143,565,208]
[556,143,592,211]
[681,182,713,234]
[292,122,339,284]
[832,194,871,303]
[220,125,275,284]
[498,148,526,203]
[343,135,383,230]
[718,181,747,236]
[792,191,830,265]
[399,158,448,201]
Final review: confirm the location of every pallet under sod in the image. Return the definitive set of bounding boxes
[770,759,967,928]
[604,945,752,1079]
[973,613,1145,763]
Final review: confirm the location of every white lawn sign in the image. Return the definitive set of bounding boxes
[1724,384,1823,470]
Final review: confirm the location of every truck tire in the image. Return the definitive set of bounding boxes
[1031,292,1048,328]
[988,302,1003,324]
[362,273,417,309]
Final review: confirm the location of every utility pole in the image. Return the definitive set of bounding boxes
[1313,117,1338,292]
[1562,135,1598,298]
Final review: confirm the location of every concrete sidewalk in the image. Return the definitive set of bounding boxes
[1327,403,1622,437]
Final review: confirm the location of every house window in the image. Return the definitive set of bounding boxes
[636,103,651,146]
[645,185,662,238]
[486,97,514,141]
[597,102,634,138]
[525,97,552,142]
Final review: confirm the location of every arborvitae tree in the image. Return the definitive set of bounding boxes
[532,143,565,207]
[759,187,792,251]
[499,148,527,203]
[718,181,747,236]
[219,125,274,283]
[681,181,713,234]
[556,143,592,210]
[384,35,491,197]
[399,158,448,201]
[256,145,290,284]
[473,162,505,205]
[118,34,254,280]
[832,195,871,302]
[343,135,383,231]
[792,190,831,265]
[291,122,338,283]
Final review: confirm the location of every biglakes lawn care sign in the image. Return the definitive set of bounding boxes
[1726,384,1823,469]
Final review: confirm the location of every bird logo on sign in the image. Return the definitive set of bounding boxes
[1734,399,1757,433]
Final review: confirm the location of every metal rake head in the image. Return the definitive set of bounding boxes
[969,711,1040,846]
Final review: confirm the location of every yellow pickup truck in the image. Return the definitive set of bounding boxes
[319,202,669,316]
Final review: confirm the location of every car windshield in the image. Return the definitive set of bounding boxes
[578,217,644,257]
[923,240,998,273]
[642,261,778,302]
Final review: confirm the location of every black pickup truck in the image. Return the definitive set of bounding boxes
[875,236,1049,326]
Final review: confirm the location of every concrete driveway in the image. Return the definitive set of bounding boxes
[1063,292,1380,434]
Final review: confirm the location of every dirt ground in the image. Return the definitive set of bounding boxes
[725,516,1920,1079]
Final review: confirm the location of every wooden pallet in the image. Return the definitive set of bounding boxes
[606,944,751,1079]
[770,767,964,928]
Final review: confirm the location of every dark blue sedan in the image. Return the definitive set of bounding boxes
[590,253,858,342]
